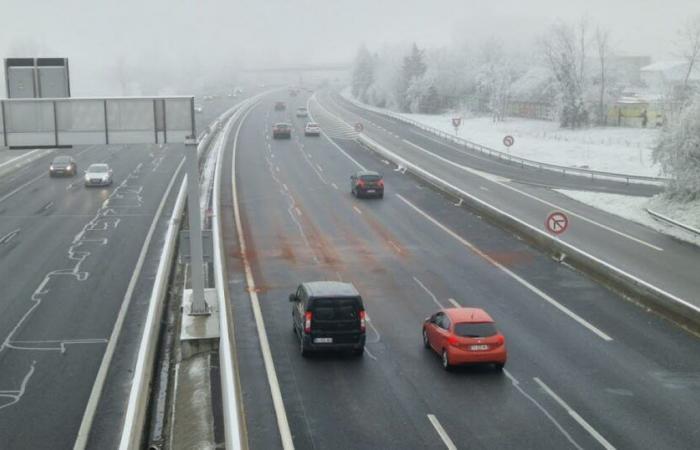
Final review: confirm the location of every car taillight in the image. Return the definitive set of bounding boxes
[357,179,365,187]
[304,312,312,334]
[447,335,459,346]
[359,310,366,332]
[496,335,505,346]
[378,179,384,188]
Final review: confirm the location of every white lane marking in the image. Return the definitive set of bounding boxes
[331,182,338,190]
[363,347,378,360]
[480,186,489,191]
[0,172,46,205]
[308,95,367,171]
[534,377,616,450]
[276,166,280,172]
[427,414,457,450]
[294,207,302,217]
[402,138,662,252]
[398,194,613,342]
[0,228,20,245]
[315,163,323,172]
[75,156,186,449]
[232,102,295,450]
[282,183,289,192]
[0,360,36,411]
[503,370,583,449]
[0,149,41,169]
[447,298,461,308]
[413,276,444,309]
[352,206,362,215]
[388,240,402,254]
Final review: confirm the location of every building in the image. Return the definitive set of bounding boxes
[506,67,556,120]
[640,60,700,95]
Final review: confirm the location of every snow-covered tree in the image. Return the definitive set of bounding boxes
[397,43,427,112]
[594,26,612,125]
[675,14,700,102]
[541,20,590,128]
[351,44,374,102]
[653,92,700,200]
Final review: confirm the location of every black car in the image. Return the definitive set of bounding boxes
[350,170,384,198]
[272,123,292,139]
[274,101,286,111]
[49,155,77,177]
[289,281,366,357]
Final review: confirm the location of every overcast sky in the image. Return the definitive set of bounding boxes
[1,0,698,94]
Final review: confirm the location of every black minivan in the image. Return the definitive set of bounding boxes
[289,281,366,357]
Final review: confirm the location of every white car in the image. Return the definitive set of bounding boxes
[304,122,321,136]
[296,107,309,118]
[84,163,113,187]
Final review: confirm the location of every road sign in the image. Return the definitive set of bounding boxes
[503,135,514,147]
[546,211,569,235]
[452,117,462,128]
[354,122,364,132]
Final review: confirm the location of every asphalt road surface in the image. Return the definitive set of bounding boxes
[221,91,700,450]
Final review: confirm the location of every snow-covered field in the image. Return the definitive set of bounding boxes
[403,113,663,177]
[556,190,700,246]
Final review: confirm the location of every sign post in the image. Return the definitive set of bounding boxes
[452,117,462,135]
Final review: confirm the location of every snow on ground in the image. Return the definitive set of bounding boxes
[556,190,700,246]
[404,113,663,177]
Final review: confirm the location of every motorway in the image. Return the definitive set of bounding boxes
[220,90,700,449]
[0,94,244,449]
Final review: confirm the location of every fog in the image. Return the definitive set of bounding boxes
[1,0,698,95]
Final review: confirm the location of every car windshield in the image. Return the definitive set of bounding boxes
[454,322,497,338]
[88,164,109,172]
[53,156,71,164]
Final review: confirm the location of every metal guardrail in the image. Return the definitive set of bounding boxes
[341,94,670,186]
[646,208,700,237]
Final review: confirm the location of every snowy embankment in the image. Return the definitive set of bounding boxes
[556,190,700,246]
[403,113,663,177]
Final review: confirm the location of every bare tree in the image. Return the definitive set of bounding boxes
[595,26,612,126]
[676,15,700,98]
[541,19,589,128]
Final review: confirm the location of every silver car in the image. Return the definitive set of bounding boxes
[84,163,113,187]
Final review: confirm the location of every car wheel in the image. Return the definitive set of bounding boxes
[441,350,451,371]
[378,192,384,199]
[494,362,505,371]
[352,348,364,357]
[422,329,430,348]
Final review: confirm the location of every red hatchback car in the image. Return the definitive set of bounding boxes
[423,308,506,371]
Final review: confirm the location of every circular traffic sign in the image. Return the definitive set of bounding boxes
[546,211,569,235]
[503,135,514,147]
[354,122,364,132]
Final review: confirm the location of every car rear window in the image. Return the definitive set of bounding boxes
[360,174,381,182]
[311,298,360,321]
[89,164,108,171]
[454,322,497,337]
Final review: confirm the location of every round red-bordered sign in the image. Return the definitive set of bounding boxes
[354,122,364,132]
[546,211,569,235]
[503,135,514,147]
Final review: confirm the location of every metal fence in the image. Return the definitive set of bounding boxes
[0,96,195,148]
[340,94,670,186]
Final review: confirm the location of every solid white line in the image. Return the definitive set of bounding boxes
[447,298,461,308]
[331,182,338,190]
[0,149,41,169]
[534,377,616,450]
[352,206,362,215]
[398,194,613,341]
[413,276,444,309]
[427,414,457,450]
[74,156,185,449]
[401,138,662,252]
[231,101,295,450]
[315,163,323,172]
[0,228,20,245]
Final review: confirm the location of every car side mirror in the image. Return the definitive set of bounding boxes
[288,294,298,303]
[424,316,431,323]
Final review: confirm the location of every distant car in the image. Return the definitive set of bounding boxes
[423,308,506,371]
[272,123,292,139]
[274,101,286,111]
[289,281,366,357]
[296,107,308,118]
[304,122,321,136]
[289,89,298,97]
[49,155,77,177]
[84,163,113,187]
[194,105,203,113]
[350,171,384,198]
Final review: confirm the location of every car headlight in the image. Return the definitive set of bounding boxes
[85,174,90,181]
[50,165,54,171]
